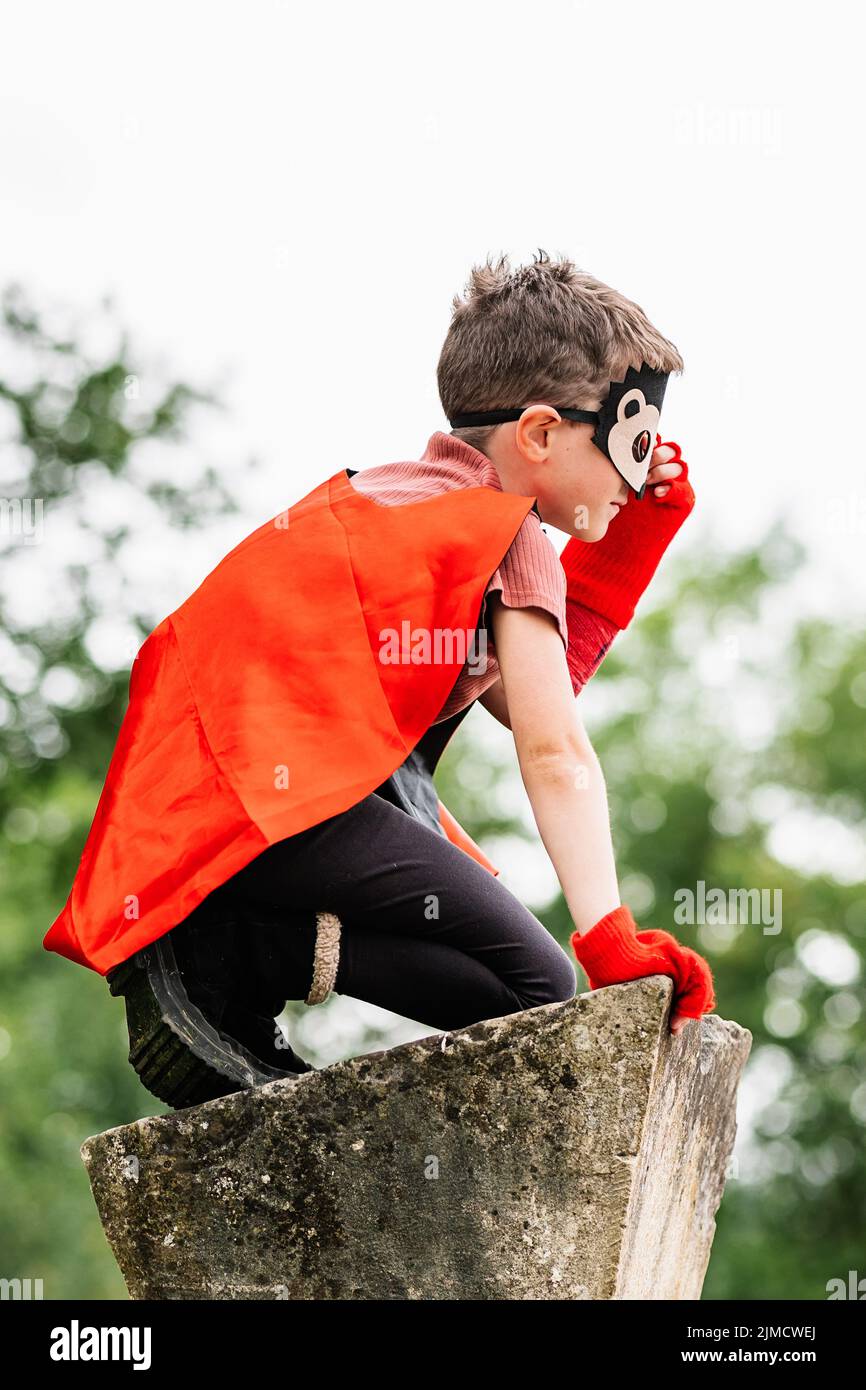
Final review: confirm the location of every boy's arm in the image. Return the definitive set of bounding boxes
[477,674,512,728]
[564,603,620,695]
[483,438,692,723]
[560,438,695,633]
[482,435,685,731]
[489,595,620,934]
[491,591,715,1032]
[478,597,618,728]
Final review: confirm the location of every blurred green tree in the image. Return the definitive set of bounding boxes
[0,285,241,1298]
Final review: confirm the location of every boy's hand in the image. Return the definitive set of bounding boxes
[646,440,684,497]
[669,1007,693,1035]
[571,903,716,1035]
[560,434,695,630]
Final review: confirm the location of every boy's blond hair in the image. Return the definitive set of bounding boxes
[437,248,684,455]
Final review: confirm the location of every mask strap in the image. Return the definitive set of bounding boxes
[448,407,599,428]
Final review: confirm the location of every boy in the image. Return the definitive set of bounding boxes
[44,250,714,1108]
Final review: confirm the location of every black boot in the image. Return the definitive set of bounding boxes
[107,894,315,1110]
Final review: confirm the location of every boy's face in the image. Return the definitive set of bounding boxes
[488,402,630,543]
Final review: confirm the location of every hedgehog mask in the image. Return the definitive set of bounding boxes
[448,361,669,500]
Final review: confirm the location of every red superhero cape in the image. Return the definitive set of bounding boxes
[44,463,537,975]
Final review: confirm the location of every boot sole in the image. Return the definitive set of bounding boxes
[107,930,313,1110]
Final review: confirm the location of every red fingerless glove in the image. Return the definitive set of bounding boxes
[560,435,695,630]
[570,903,716,1020]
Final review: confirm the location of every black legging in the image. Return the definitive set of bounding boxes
[200,788,577,1034]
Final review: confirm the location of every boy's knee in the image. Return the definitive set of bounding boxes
[549,954,578,1004]
[522,953,578,1009]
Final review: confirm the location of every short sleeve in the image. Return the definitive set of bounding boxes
[480,512,568,650]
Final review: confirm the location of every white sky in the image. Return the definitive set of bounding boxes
[2,0,864,626]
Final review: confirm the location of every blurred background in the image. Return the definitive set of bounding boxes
[1,0,864,1299]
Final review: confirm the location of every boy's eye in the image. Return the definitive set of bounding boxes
[632,429,651,464]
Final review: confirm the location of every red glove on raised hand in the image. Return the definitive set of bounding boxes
[571,903,716,1029]
[561,435,696,631]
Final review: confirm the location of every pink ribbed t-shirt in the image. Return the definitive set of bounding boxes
[348,431,571,724]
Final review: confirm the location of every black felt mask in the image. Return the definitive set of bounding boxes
[590,362,668,499]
